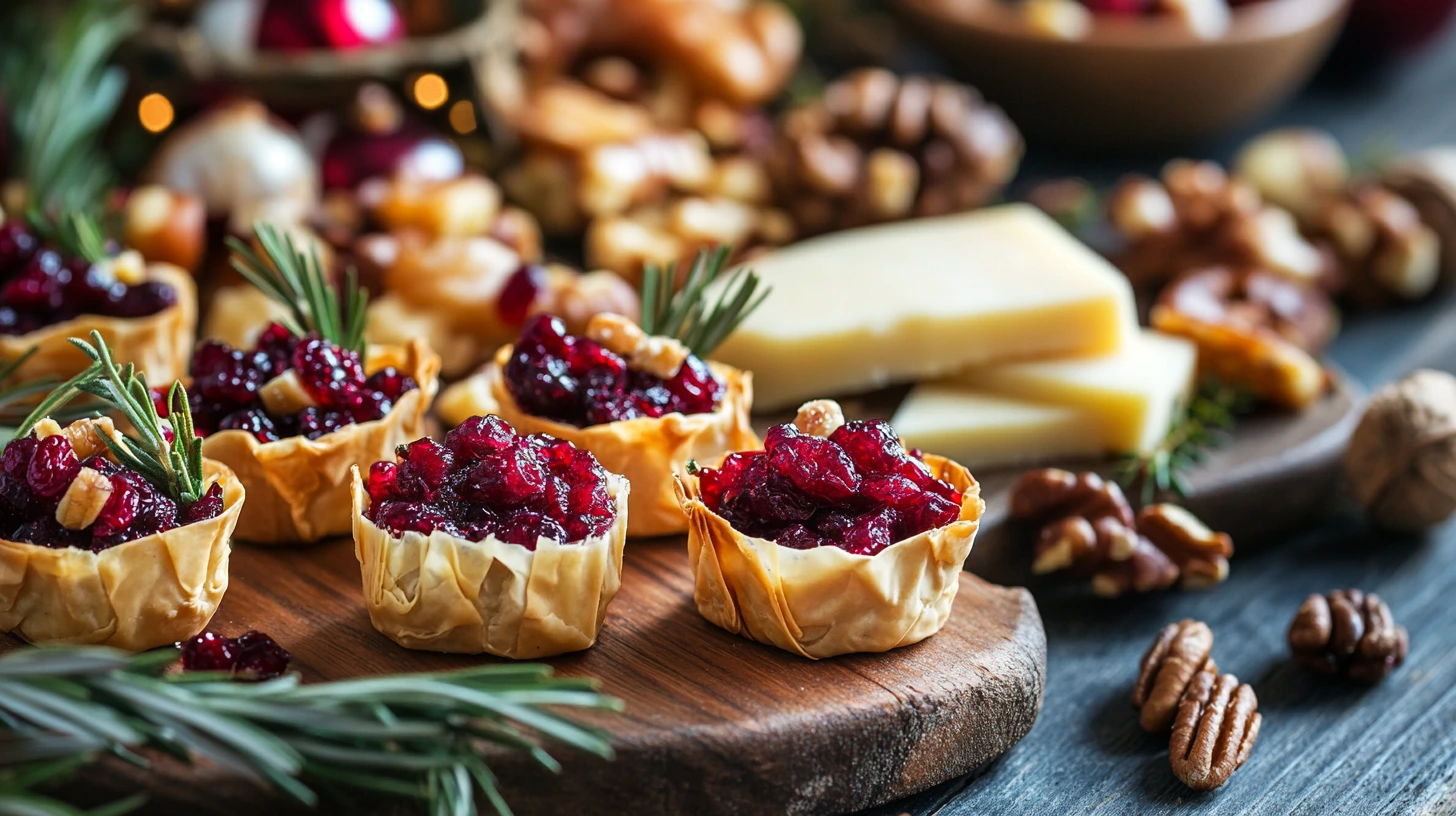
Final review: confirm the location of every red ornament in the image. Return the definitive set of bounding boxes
[1081,0,1155,15]
[257,0,403,52]
[320,84,463,189]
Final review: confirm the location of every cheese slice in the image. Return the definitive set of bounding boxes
[891,388,1104,469]
[714,204,1138,410]
[946,330,1197,453]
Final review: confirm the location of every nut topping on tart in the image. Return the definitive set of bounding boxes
[362,414,618,547]
[0,422,224,552]
[694,402,963,556]
[0,218,178,335]
[504,313,723,427]
[177,322,419,443]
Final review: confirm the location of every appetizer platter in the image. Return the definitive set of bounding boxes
[5,2,1456,815]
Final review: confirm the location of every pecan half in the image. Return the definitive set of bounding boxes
[1009,468,1134,528]
[1169,670,1262,791]
[1133,620,1217,732]
[1288,589,1409,683]
[1137,504,1233,589]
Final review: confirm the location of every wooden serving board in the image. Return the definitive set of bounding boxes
[69,537,1045,816]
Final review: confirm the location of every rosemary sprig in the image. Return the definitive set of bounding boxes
[0,348,96,445]
[226,222,369,354]
[0,0,138,215]
[0,646,620,816]
[639,247,770,358]
[1114,377,1256,505]
[16,332,206,507]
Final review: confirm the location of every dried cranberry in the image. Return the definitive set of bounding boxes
[297,407,350,440]
[255,322,299,371]
[0,220,38,270]
[818,507,898,556]
[446,415,516,460]
[457,448,547,506]
[292,337,367,410]
[93,475,140,537]
[765,425,859,503]
[367,461,401,503]
[218,410,280,443]
[665,355,723,415]
[108,280,176,318]
[0,437,38,511]
[183,482,226,524]
[3,251,66,311]
[27,434,81,499]
[776,523,825,551]
[372,500,451,535]
[232,631,292,680]
[496,508,566,549]
[496,264,545,326]
[192,342,265,405]
[365,366,416,401]
[180,632,236,672]
[396,438,454,499]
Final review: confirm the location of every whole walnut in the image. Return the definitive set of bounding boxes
[1345,368,1456,531]
[767,68,1022,236]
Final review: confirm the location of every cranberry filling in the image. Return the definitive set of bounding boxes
[0,433,224,552]
[696,419,963,556]
[179,630,292,681]
[180,322,418,443]
[504,314,723,427]
[0,220,178,335]
[363,415,617,548]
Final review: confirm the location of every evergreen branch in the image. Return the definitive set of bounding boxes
[226,223,369,353]
[1114,377,1256,504]
[15,332,206,506]
[639,248,769,358]
[0,647,621,816]
[0,0,138,215]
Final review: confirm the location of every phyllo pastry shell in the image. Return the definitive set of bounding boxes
[351,468,629,658]
[203,338,440,544]
[0,263,196,386]
[675,454,983,659]
[438,345,756,538]
[0,460,244,651]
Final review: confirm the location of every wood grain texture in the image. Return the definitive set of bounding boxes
[13,537,1045,816]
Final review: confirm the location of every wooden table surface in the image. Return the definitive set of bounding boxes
[868,27,1456,816]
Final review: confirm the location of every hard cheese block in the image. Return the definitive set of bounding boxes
[945,329,1197,453]
[713,204,1138,410]
[891,388,1105,469]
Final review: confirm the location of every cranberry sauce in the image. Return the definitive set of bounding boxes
[0,433,224,551]
[0,220,177,334]
[696,419,963,556]
[363,415,617,548]
[180,322,418,443]
[179,630,292,680]
[504,314,723,427]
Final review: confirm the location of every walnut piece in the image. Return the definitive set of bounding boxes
[793,399,845,438]
[259,370,319,416]
[1137,504,1233,589]
[1233,128,1350,222]
[584,312,647,358]
[1345,368,1456,531]
[1010,468,1134,528]
[1133,619,1217,733]
[55,467,114,531]
[1288,589,1409,683]
[1169,670,1261,791]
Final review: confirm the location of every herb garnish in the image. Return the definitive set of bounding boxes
[1114,377,1257,504]
[226,222,369,354]
[639,246,770,358]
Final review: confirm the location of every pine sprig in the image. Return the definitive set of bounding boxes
[16,332,207,507]
[1114,377,1256,505]
[0,0,139,215]
[639,247,770,358]
[227,223,369,353]
[0,646,621,816]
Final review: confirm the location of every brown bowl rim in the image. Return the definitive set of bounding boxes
[896,0,1350,49]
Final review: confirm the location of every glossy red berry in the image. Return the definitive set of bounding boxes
[232,630,292,680]
[496,264,545,326]
[180,631,236,672]
[183,482,226,524]
[27,434,81,499]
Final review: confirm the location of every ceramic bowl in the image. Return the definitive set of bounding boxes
[894,0,1351,151]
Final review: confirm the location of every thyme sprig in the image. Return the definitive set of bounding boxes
[639,247,770,358]
[17,332,206,506]
[0,646,620,816]
[227,222,369,354]
[1114,377,1257,504]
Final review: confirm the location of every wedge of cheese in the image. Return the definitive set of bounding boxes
[945,330,1197,454]
[892,389,1104,469]
[714,204,1138,409]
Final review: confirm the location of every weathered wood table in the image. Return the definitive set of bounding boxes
[872,28,1456,816]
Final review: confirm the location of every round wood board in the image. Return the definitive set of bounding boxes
[65,536,1044,816]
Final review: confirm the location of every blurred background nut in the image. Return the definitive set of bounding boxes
[1158,0,1231,39]
[1090,537,1179,598]
[1010,469,1134,528]
[1287,589,1409,683]
[1022,0,1093,40]
[1137,504,1233,589]
[122,185,206,273]
[1344,368,1456,531]
[1152,267,1331,409]
[368,174,503,238]
[1306,184,1441,305]
[768,68,1022,236]
[1234,128,1350,222]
